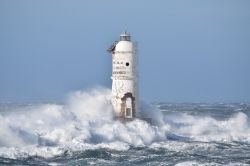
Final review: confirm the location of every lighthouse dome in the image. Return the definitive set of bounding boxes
[120,31,131,41]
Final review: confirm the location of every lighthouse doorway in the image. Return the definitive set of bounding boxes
[125,98,132,118]
[121,93,135,119]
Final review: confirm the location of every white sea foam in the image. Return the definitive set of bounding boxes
[163,111,250,142]
[0,87,249,159]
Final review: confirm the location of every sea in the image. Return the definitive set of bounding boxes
[0,88,249,166]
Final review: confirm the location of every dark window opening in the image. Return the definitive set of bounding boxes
[126,62,129,66]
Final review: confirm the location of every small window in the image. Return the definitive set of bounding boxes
[126,62,129,66]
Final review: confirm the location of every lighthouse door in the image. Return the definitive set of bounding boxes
[121,92,135,119]
[125,98,132,118]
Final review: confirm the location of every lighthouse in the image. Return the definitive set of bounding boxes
[107,32,138,120]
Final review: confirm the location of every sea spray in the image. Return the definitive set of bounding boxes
[0,87,249,161]
[0,88,165,158]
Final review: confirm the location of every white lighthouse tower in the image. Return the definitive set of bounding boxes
[107,32,138,120]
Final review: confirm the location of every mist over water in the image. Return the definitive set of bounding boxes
[0,88,250,165]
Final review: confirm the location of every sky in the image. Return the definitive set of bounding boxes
[0,0,250,103]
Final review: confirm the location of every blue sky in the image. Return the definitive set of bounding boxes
[0,0,250,102]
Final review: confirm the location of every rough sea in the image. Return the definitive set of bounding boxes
[0,88,249,166]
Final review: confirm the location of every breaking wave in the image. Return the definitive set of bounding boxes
[0,87,249,160]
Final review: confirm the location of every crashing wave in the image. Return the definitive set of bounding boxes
[0,87,249,159]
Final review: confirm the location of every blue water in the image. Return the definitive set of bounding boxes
[0,90,249,165]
